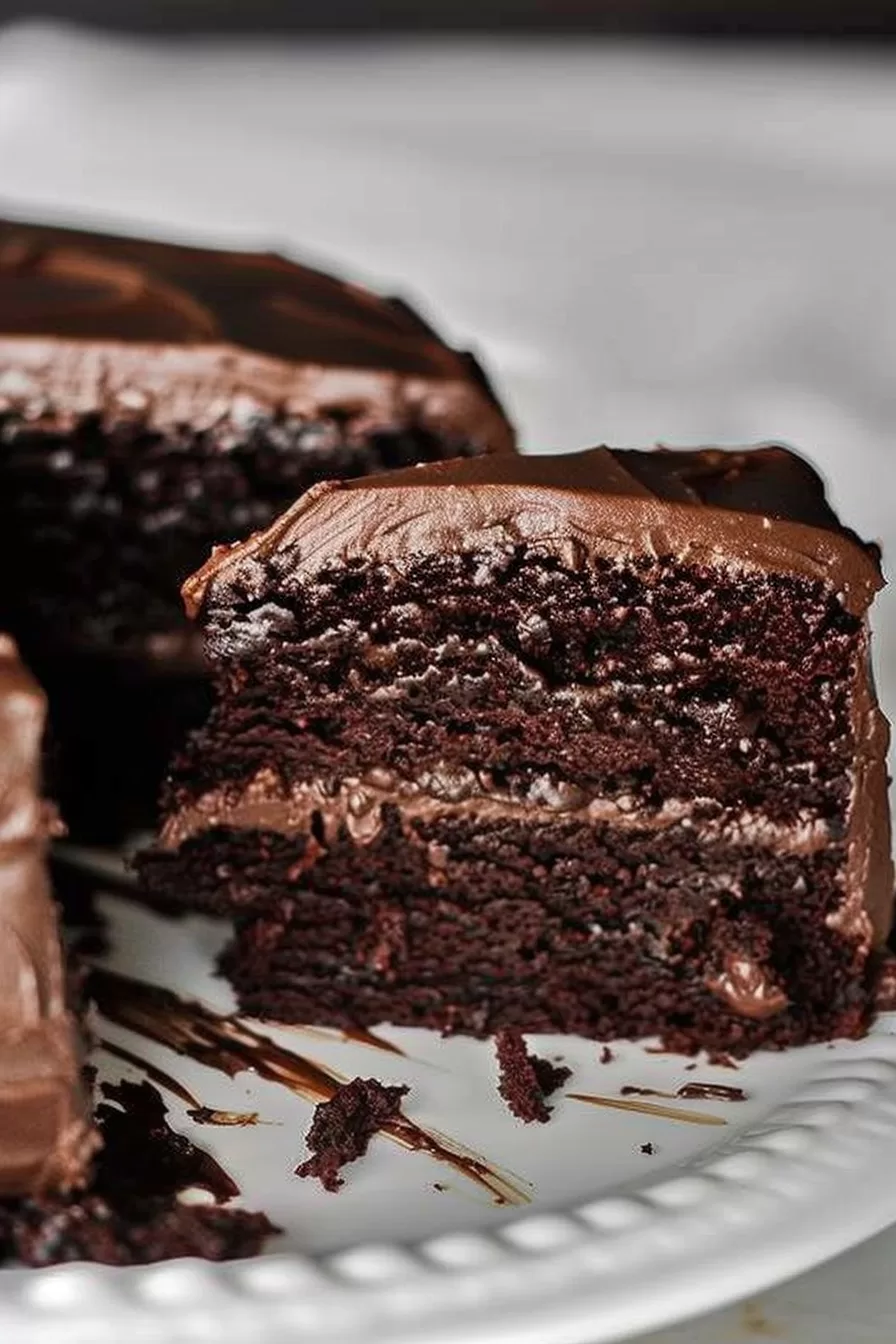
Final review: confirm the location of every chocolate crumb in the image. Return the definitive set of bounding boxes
[433,1182,447,1192]
[495,1029,571,1123]
[295,1077,409,1191]
[640,1142,655,1155]
[599,1046,615,1064]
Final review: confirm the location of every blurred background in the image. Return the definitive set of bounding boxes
[0,5,894,678]
[3,1,896,35]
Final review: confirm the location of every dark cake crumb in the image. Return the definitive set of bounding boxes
[295,1077,410,1192]
[0,1078,276,1266]
[494,1029,571,1124]
[599,1046,615,1065]
[640,1142,655,1156]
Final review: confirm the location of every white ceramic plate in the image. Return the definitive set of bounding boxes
[3,886,896,1344]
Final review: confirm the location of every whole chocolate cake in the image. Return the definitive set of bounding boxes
[0,636,95,1195]
[0,218,513,839]
[138,446,894,1054]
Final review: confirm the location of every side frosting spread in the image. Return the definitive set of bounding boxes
[0,635,96,1194]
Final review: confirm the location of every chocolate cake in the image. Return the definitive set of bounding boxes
[138,445,894,1054]
[0,636,95,1195]
[0,218,513,839]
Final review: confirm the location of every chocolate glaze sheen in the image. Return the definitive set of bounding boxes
[185,446,882,619]
[0,217,513,451]
[0,636,96,1195]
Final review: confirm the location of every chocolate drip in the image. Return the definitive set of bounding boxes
[677,1082,746,1102]
[100,1037,199,1109]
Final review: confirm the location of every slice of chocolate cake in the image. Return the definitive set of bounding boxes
[0,636,95,1194]
[0,218,514,838]
[139,446,894,1055]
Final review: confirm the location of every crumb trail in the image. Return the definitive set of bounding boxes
[90,966,529,1205]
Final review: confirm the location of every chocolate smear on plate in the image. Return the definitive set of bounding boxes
[569,1093,727,1127]
[90,966,529,1205]
[101,1038,266,1125]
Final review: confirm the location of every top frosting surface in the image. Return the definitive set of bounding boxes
[0,219,514,447]
[185,445,883,619]
[0,217,481,378]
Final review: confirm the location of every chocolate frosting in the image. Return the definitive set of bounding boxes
[0,636,96,1195]
[0,217,513,450]
[185,445,883,619]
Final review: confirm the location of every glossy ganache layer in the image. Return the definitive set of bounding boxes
[139,445,893,1052]
[0,637,96,1195]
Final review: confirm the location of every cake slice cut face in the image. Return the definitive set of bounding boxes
[0,636,95,1195]
[140,447,894,1054]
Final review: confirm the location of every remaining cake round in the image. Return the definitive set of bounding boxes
[0,219,514,838]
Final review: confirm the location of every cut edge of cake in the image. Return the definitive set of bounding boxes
[140,444,894,1056]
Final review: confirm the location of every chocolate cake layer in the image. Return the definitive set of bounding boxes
[0,218,514,837]
[0,636,96,1195]
[140,446,893,1054]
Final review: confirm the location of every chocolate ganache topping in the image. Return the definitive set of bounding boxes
[0,217,513,450]
[0,637,96,1195]
[185,445,883,619]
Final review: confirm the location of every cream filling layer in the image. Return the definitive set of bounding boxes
[159,763,833,858]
